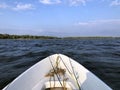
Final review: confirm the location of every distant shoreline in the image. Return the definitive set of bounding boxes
[0,34,120,39]
[0,34,59,39]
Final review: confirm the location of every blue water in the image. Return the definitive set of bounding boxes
[0,39,120,90]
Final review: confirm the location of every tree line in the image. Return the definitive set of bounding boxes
[0,34,119,39]
[0,34,59,39]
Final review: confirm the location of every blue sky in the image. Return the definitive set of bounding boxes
[0,0,120,36]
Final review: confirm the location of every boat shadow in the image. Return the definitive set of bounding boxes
[80,72,112,90]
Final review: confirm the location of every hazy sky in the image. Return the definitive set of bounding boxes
[0,0,120,36]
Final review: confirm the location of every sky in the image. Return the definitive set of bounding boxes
[0,0,120,37]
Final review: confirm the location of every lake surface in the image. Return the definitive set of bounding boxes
[0,39,120,90]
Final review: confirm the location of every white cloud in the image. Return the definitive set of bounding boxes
[76,19,120,26]
[77,22,89,25]
[39,0,61,5]
[110,0,120,6]
[74,19,120,36]
[13,3,34,11]
[69,0,87,6]
[0,3,8,9]
[39,0,90,6]
[41,19,120,36]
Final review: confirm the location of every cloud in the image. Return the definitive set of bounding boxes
[0,3,8,9]
[69,0,87,6]
[38,19,120,36]
[13,3,34,11]
[110,0,120,6]
[76,19,120,26]
[73,19,120,36]
[77,22,89,25]
[39,0,61,5]
[39,0,88,6]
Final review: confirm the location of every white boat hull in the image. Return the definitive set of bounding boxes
[3,54,112,90]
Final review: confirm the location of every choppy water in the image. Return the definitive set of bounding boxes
[0,39,120,90]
